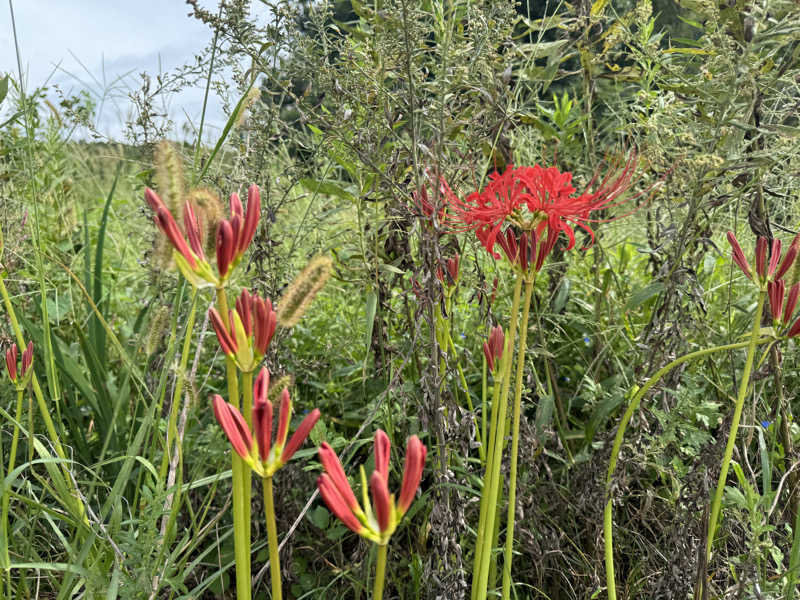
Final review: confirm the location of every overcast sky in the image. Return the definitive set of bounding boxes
[0,1,268,141]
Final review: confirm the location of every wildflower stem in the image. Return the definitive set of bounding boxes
[373,543,388,600]
[0,274,86,522]
[216,286,250,600]
[603,335,770,600]
[1,388,23,581]
[502,277,535,598]
[263,476,282,600]
[447,333,483,460]
[706,290,766,561]
[242,370,254,560]
[473,276,523,600]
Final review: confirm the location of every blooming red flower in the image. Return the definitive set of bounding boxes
[446,156,637,266]
[213,367,320,476]
[208,289,278,371]
[316,430,427,544]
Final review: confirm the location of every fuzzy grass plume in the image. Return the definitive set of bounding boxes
[277,256,333,328]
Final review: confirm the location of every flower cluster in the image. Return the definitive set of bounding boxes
[317,430,426,544]
[482,325,505,373]
[145,184,260,287]
[213,367,320,477]
[5,341,33,387]
[436,254,460,289]
[209,288,277,372]
[445,157,637,274]
[727,231,800,337]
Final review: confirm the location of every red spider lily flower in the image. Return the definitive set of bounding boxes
[5,341,33,387]
[209,290,278,371]
[145,185,260,286]
[214,367,320,477]
[727,232,752,280]
[785,283,800,325]
[317,431,426,544]
[446,155,637,264]
[483,325,505,373]
[768,280,785,324]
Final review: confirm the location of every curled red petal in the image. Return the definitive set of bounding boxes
[281,408,321,464]
[212,395,253,459]
[209,308,237,354]
[318,474,363,534]
[318,442,360,512]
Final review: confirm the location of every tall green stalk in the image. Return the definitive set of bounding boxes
[502,277,535,598]
[706,291,766,559]
[603,337,767,600]
[473,277,523,600]
[242,370,254,561]
[373,544,388,600]
[263,476,282,600]
[1,387,23,593]
[216,287,249,599]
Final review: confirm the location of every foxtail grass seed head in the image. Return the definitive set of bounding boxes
[277,256,333,328]
[154,140,186,216]
[145,305,172,356]
[186,188,224,256]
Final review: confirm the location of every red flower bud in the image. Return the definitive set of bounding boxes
[374,429,391,482]
[238,185,260,255]
[21,341,32,378]
[776,238,799,281]
[318,473,363,534]
[253,297,277,356]
[216,220,236,278]
[229,192,243,224]
[212,395,253,460]
[768,238,782,279]
[155,207,197,269]
[236,289,253,336]
[727,231,752,280]
[788,316,800,338]
[768,280,785,322]
[281,408,320,464]
[253,368,272,462]
[755,237,768,280]
[5,344,17,382]
[275,388,291,448]
[397,435,426,515]
[319,442,361,513]
[209,308,237,355]
[370,470,392,532]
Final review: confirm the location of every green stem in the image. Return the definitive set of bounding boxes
[603,336,769,600]
[1,388,23,577]
[373,543,388,600]
[0,274,86,522]
[242,370,254,566]
[473,276,523,600]
[481,354,488,468]
[787,489,800,600]
[263,477,282,600]
[158,289,198,481]
[706,291,766,560]
[502,278,535,598]
[447,333,483,460]
[216,286,249,599]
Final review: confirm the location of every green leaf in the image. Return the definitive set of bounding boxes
[625,282,664,311]
[299,178,356,202]
[0,75,8,105]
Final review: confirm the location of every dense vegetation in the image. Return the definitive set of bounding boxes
[2,0,800,598]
